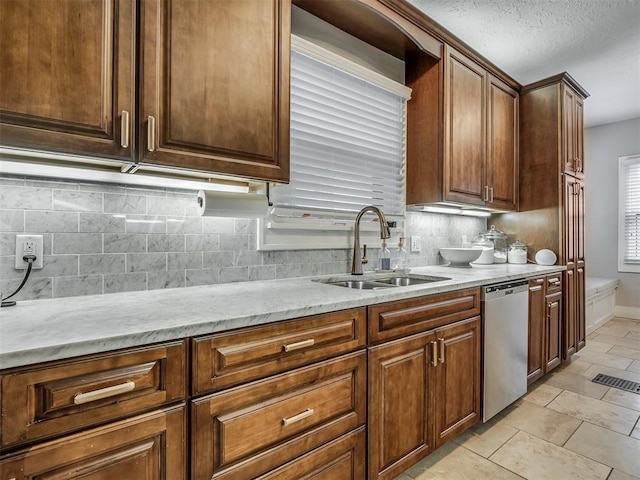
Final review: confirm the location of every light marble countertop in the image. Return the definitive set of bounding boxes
[0,263,565,369]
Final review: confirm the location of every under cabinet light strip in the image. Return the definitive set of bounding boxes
[0,151,249,193]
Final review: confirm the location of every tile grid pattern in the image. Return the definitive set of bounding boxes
[0,174,484,301]
[397,317,640,480]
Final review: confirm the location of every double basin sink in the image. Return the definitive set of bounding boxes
[315,273,450,290]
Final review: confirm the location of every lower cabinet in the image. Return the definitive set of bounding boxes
[191,351,366,480]
[0,405,186,479]
[256,427,366,480]
[368,316,481,480]
[528,275,563,384]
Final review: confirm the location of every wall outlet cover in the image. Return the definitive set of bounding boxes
[15,234,44,269]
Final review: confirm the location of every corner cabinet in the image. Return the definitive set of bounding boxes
[0,0,136,161]
[139,0,290,182]
[407,45,518,211]
[444,47,518,210]
[492,72,588,362]
[0,0,291,183]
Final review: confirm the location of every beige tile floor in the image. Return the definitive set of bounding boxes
[396,317,640,480]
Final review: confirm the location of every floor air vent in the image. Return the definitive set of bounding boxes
[592,373,640,394]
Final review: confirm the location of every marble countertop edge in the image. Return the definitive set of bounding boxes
[0,264,566,369]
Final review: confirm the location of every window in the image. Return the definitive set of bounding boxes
[618,154,640,272]
[259,36,411,251]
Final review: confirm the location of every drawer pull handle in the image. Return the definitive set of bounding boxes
[282,408,314,426]
[283,339,315,352]
[431,341,438,366]
[438,338,445,364]
[73,381,135,405]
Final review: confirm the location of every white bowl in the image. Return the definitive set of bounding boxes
[535,249,557,265]
[439,247,483,266]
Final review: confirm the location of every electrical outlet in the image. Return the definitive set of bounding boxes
[410,235,421,252]
[15,235,44,270]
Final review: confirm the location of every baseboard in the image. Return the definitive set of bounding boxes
[614,305,640,320]
[586,313,615,335]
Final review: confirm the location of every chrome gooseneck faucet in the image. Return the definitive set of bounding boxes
[351,206,391,275]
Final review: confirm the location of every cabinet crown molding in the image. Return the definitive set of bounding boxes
[521,72,590,99]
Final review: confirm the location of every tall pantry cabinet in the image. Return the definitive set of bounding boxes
[492,73,589,359]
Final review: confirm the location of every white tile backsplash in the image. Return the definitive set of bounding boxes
[0,174,485,301]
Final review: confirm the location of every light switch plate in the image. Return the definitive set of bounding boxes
[410,235,421,252]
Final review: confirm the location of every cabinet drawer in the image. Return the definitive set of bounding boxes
[547,274,562,294]
[257,427,365,480]
[191,351,366,480]
[368,288,481,343]
[0,341,186,449]
[0,404,186,479]
[192,308,366,395]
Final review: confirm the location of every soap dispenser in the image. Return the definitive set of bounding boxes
[380,240,391,271]
[393,237,407,271]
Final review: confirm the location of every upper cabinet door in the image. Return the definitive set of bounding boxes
[139,0,291,182]
[443,47,486,206]
[0,0,136,160]
[486,75,519,211]
[562,86,577,175]
[574,97,584,177]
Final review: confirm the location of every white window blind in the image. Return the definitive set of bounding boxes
[620,155,640,270]
[270,37,411,219]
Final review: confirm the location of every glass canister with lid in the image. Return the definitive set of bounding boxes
[470,235,494,264]
[508,240,528,264]
[483,225,508,263]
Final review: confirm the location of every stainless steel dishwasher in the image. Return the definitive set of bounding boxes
[482,279,529,422]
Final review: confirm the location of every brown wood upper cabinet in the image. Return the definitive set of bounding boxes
[0,0,136,161]
[407,46,518,211]
[444,46,519,210]
[562,85,585,178]
[0,0,291,183]
[139,0,290,182]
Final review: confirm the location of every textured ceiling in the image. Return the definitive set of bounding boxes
[407,0,640,128]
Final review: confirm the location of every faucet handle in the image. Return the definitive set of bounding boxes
[361,244,368,264]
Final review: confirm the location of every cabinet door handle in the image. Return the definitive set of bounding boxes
[431,341,438,366]
[73,381,135,405]
[483,185,489,202]
[282,408,314,426]
[120,110,130,149]
[438,338,445,364]
[489,187,494,203]
[283,339,315,352]
[147,115,156,152]
[534,278,544,284]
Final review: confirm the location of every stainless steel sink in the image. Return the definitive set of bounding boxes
[374,274,451,286]
[317,274,450,289]
[326,280,396,290]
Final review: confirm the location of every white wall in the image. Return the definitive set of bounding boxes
[584,116,640,317]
